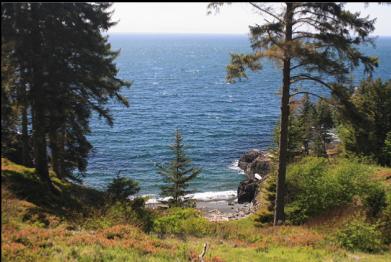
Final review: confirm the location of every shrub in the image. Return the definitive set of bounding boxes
[285,157,334,224]
[255,173,276,225]
[335,217,385,253]
[364,185,387,218]
[378,190,391,244]
[82,199,154,232]
[106,171,140,202]
[285,157,378,224]
[152,208,210,237]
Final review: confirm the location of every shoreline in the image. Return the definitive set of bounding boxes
[196,200,255,221]
[145,197,255,222]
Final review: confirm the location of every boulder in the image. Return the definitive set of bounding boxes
[238,149,262,170]
[237,179,258,204]
[238,150,271,179]
[245,155,270,178]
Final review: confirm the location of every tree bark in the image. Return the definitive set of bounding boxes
[274,2,293,226]
[30,4,53,190]
[21,94,30,166]
[49,129,60,177]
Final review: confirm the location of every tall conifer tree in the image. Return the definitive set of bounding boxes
[209,2,377,224]
[1,3,130,185]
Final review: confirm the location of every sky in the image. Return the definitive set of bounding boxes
[108,3,391,36]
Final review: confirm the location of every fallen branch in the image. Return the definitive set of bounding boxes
[199,242,208,262]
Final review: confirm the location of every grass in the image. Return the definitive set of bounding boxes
[2,158,391,261]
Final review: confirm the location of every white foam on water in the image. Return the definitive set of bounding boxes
[228,159,245,175]
[139,190,237,204]
[187,190,237,202]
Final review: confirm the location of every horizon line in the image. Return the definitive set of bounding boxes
[107,32,391,37]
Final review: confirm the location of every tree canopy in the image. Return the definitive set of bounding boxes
[208,2,378,225]
[1,3,131,186]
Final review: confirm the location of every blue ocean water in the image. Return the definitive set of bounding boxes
[83,34,391,195]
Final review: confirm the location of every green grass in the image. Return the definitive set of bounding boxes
[2,158,391,261]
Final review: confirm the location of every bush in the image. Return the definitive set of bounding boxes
[378,190,391,244]
[152,208,210,237]
[285,157,336,224]
[254,173,276,225]
[364,185,387,218]
[106,171,140,202]
[285,157,378,224]
[82,200,154,232]
[335,217,385,253]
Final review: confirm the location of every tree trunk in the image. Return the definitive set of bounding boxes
[49,129,60,177]
[30,4,53,190]
[49,126,65,178]
[274,3,293,226]
[32,106,51,186]
[21,96,30,166]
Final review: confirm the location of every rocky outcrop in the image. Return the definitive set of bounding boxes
[238,149,271,179]
[237,179,258,204]
[236,150,272,203]
[238,149,262,171]
[246,155,270,178]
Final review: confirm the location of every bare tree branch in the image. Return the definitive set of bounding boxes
[249,2,283,23]
[291,74,335,91]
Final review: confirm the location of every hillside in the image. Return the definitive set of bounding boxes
[2,158,391,261]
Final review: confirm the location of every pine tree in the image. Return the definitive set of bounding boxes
[338,79,391,166]
[1,39,19,160]
[157,130,201,207]
[1,3,131,184]
[208,2,377,225]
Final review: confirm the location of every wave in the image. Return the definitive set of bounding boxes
[228,159,245,175]
[136,190,237,204]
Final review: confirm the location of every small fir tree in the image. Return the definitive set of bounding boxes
[157,129,201,207]
[106,171,140,203]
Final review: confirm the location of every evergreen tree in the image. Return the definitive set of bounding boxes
[209,2,377,225]
[1,39,19,160]
[338,78,391,166]
[106,171,140,203]
[1,3,131,185]
[312,99,335,157]
[298,94,315,156]
[157,130,201,207]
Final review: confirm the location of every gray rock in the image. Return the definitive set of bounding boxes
[245,155,271,179]
[238,150,271,179]
[238,149,262,171]
[237,179,259,204]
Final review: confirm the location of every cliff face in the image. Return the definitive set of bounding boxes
[238,149,271,180]
[237,150,271,203]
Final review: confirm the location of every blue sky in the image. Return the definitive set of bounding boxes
[108,3,391,36]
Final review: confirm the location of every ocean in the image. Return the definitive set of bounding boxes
[82,34,391,200]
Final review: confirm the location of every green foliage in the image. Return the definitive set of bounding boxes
[152,208,209,237]
[211,2,378,224]
[335,217,385,253]
[284,157,380,224]
[378,190,391,244]
[274,95,336,161]
[83,200,154,232]
[255,172,276,224]
[1,40,19,161]
[382,131,391,164]
[364,184,387,218]
[106,171,140,202]
[337,79,391,166]
[157,129,201,208]
[1,3,131,182]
